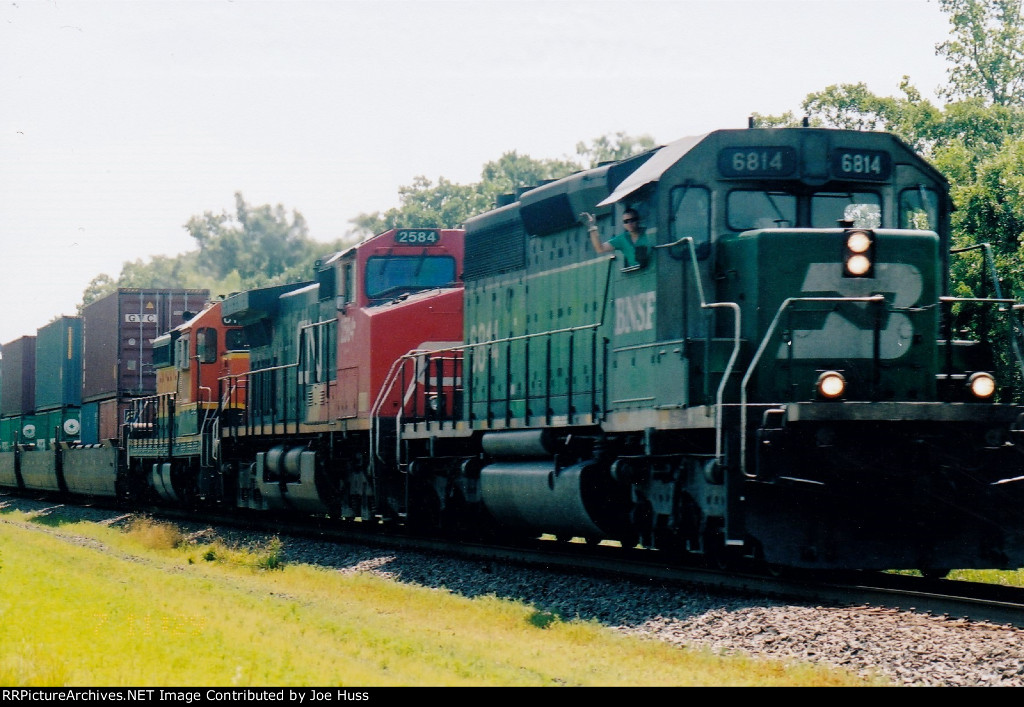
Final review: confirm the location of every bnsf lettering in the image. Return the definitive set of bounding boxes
[615,292,656,336]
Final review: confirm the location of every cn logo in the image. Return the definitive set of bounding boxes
[777,263,924,360]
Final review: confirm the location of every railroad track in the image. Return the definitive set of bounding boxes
[147,501,1024,630]
[6,491,1024,630]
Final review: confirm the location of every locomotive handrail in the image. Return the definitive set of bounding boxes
[229,361,300,435]
[739,295,886,478]
[939,297,1019,303]
[125,392,176,466]
[656,236,708,306]
[370,347,458,500]
[371,348,441,467]
[387,350,464,471]
[659,236,742,464]
[458,322,604,348]
[393,322,605,428]
[950,244,1005,297]
[215,372,248,438]
[380,322,610,459]
[938,295,1024,379]
[948,243,1024,379]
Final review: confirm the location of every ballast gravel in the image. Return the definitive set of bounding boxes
[4,495,1024,687]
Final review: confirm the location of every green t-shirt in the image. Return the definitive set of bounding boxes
[607,231,651,268]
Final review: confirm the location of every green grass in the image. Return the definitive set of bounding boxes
[950,569,1024,586]
[889,568,1024,586]
[0,510,884,687]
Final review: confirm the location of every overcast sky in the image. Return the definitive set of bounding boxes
[0,0,952,344]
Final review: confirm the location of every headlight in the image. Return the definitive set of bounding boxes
[967,372,996,399]
[846,230,872,254]
[845,254,872,276]
[817,371,846,400]
[843,229,875,277]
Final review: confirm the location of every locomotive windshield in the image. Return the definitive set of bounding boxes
[364,255,457,300]
[727,190,797,230]
[811,191,881,228]
[224,328,248,352]
[728,189,883,231]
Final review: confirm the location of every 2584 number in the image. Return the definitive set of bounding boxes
[395,229,440,245]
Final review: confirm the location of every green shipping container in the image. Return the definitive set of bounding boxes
[35,316,83,411]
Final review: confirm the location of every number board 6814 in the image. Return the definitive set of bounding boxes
[830,149,892,180]
[718,147,798,178]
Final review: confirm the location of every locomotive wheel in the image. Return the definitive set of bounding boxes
[408,491,442,533]
[746,540,786,577]
[702,527,731,570]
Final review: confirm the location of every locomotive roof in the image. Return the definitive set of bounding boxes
[598,133,707,207]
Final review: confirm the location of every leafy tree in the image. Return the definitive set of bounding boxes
[185,192,339,287]
[349,133,655,237]
[936,0,1024,106]
[81,133,656,309]
[948,136,1024,288]
[749,111,803,128]
[575,132,657,167]
[80,193,348,309]
[351,176,494,236]
[80,273,117,308]
[801,78,944,153]
[480,151,579,192]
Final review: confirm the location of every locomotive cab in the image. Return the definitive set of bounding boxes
[127,299,249,505]
[221,227,465,522]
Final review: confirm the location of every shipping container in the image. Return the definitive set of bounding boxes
[33,407,82,448]
[97,397,130,443]
[81,288,209,402]
[1,336,36,417]
[35,316,83,411]
[80,401,99,445]
[0,417,14,451]
[0,414,36,452]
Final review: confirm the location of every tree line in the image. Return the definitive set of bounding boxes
[84,0,1023,323]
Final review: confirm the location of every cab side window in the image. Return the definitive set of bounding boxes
[899,186,940,230]
[176,335,190,371]
[197,328,218,364]
[670,185,711,258]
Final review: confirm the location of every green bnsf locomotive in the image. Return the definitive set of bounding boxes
[401,126,1024,573]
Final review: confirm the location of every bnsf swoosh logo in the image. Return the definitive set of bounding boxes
[776,263,923,360]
